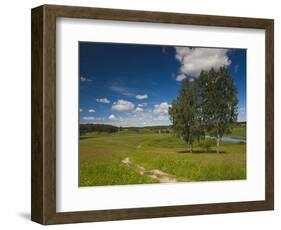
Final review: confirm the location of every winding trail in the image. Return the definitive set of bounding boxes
[121,157,177,183]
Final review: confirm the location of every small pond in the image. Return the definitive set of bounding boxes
[206,136,246,143]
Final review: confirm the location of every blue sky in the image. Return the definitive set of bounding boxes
[79,42,246,127]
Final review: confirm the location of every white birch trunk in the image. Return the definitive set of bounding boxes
[216,133,220,154]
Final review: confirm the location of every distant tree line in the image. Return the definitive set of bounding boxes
[169,66,238,153]
[127,126,172,133]
[80,124,119,135]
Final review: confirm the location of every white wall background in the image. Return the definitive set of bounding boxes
[0,0,279,229]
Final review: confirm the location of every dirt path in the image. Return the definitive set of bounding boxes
[121,157,177,183]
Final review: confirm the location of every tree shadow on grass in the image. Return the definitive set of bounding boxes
[177,150,227,154]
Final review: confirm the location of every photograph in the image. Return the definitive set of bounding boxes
[79,42,247,187]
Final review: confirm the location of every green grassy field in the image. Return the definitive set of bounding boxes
[79,126,246,187]
[225,125,246,140]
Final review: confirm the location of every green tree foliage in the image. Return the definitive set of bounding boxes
[197,66,238,153]
[169,66,238,154]
[80,124,119,135]
[169,79,205,153]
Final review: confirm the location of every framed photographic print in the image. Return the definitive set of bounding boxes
[31,4,274,225]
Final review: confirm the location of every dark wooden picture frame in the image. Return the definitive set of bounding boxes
[31,4,274,225]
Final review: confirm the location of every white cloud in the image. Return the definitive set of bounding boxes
[138,103,148,107]
[96,117,104,121]
[175,74,187,82]
[88,109,95,113]
[153,114,170,121]
[238,107,246,122]
[79,108,83,112]
[239,107,246,115]
[96,98,110,103]
[110,85,134,97]
[153,102,171,115]
[82,116,95,120]
[175,47,231,77]
[97,104,173,127]
[108,114,116,120]
[135,107,143,112]
[80,76,91,82]
[112,99,135,111]
[104,109,171,127]
[136,94,148,100]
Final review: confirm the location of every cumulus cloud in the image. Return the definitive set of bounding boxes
[110,85,134,97]
[239,107,246,115]
[112,99,135,111]
[108,114,116,120]
[82,116,95,120]
[153,114,170,121]
[138,103,148,107]
[88,109,95,113]
[135,107,143,112]
[175,47,231,77]
[153,102,171,115]
[80,76,92,82]
[79,108,83,112]
[96,98,110,103]
[175,74,187,82]
[136,94,148,100]
[102,105,173,127]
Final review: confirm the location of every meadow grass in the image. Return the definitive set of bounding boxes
[225,126,246,139]
[79,129,246,186]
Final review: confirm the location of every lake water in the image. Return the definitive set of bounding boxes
[206,136,246,143]
[221,137,246,143]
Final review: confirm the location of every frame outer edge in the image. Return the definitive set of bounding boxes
[43,5,57,224]
[31,5,44,224]
[31,5,57,225]
[265,19,274,210]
